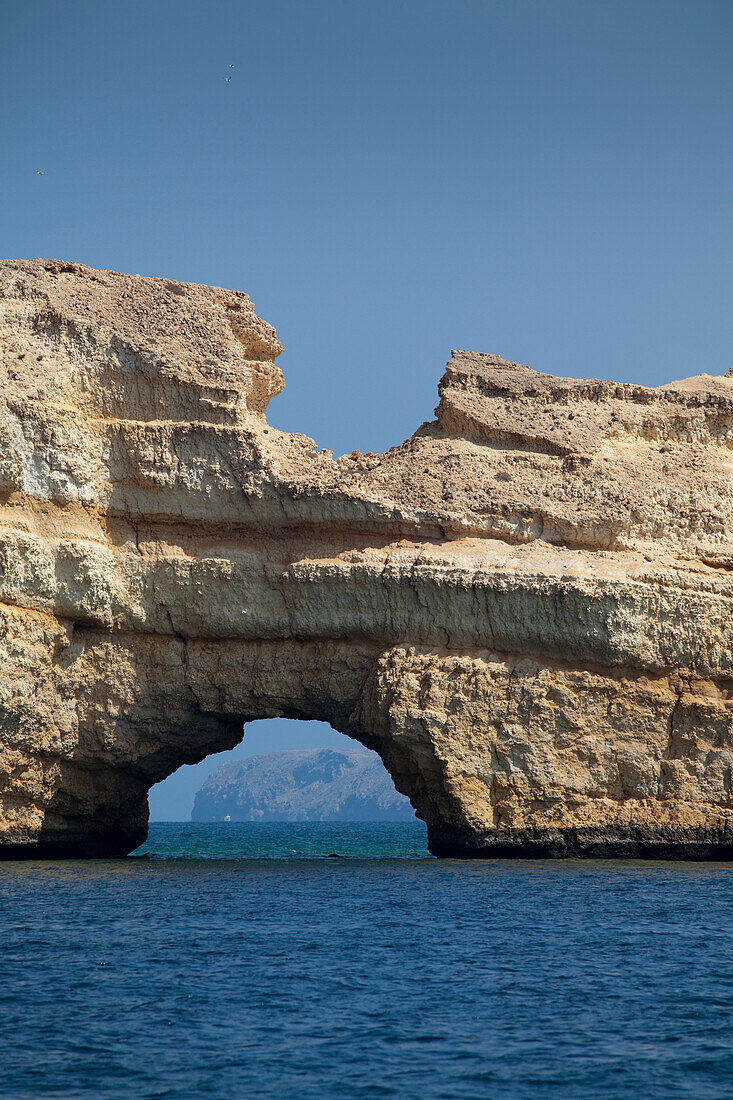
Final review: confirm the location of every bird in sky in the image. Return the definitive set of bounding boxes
[36,170,44,175]
[225,76,232,82]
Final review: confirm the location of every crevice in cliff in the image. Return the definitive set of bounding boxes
[656,688,685,801]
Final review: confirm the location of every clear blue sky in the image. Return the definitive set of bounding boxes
[4,1,732,816]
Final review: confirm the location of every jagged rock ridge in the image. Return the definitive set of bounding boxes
[192,749,416,822]
[2,258,733,858]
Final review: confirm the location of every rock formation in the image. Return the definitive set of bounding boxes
[192,748,416,823]
[2,257,733,859]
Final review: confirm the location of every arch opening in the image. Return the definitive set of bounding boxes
[147,716,417,825]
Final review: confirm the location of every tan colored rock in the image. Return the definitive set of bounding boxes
[2,257,733,858]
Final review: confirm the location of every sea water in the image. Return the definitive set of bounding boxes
[2,822,732,1099]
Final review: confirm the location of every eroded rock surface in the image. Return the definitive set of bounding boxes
[2,258,733,858]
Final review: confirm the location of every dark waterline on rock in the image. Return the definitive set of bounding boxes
[2,822,733,1099]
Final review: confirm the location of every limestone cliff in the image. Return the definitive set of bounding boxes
[192,749,416,822]
[2,257,733,858]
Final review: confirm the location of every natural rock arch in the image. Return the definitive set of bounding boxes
[3,258,733,859]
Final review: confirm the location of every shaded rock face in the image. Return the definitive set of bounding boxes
[2,259,733,858]
[192,749,416,823]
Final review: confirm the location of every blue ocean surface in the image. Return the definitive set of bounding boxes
[2,821,733,1100]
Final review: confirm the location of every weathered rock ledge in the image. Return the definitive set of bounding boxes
[3,258,733,859]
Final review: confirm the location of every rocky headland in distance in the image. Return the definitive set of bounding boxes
[192,749,416,823]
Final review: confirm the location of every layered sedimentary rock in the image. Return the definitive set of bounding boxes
[192,748,416,822]
[2,257,733,859]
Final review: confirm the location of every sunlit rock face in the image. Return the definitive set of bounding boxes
[2,257,733,859]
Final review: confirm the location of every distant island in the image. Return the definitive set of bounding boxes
[192,748,416,822]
